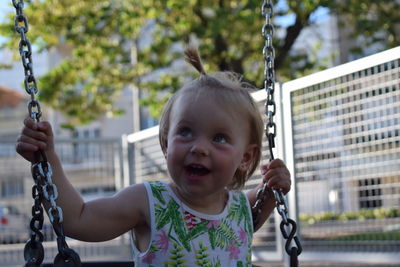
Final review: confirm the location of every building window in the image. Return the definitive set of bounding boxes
[71,128,102,163]
[140,107,158,130]
[358,178,382,209]
[1,180,24,198]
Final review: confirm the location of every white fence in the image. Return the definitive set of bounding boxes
[280,46,400,263]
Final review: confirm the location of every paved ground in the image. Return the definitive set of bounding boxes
[3,260,399,267]
[2,242,398,267]
[253,262,400,267]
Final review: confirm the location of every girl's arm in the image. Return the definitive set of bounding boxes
[44,150,148,241]
[246,159,291,232]
[16,118,148,241]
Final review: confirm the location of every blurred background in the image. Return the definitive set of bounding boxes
[0,1,399,266]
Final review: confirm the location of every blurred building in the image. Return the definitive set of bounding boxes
[0,85,26,139]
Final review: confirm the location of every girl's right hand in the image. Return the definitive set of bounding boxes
[16,117,55,163]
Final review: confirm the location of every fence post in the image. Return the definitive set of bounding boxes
[275,81,301,267]
[121,134,131,187]
[114,140,123,191]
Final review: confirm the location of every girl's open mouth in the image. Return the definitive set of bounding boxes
[185,164,210,177]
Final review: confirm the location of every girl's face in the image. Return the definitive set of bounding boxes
[165,92,257,201]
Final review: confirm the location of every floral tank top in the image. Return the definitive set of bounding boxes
[131,181,254,267]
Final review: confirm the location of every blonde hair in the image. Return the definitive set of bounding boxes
[159,46,264,190]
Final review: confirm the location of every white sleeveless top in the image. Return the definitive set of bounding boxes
[131,181,254,266]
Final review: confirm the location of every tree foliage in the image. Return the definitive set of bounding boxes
[1,0,399,126]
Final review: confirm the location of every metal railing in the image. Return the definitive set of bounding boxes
[281,46,400,263]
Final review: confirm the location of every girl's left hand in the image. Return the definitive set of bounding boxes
[260,159,291,195]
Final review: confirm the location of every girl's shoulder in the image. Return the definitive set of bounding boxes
[144,181,174,206]
[229,189,249,203]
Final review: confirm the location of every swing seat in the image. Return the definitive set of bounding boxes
[42,261,134,267]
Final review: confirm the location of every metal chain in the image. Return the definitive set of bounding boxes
[12,1,81,266]
[251,1,302,266]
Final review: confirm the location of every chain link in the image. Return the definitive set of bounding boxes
[252,1,302,266]
[12,1,81,266]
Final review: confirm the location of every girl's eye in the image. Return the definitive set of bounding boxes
[178,127,192,137]
[213,134,227,143]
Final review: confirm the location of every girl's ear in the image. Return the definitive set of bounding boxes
[239,144,258,171]
[163,141,168,158]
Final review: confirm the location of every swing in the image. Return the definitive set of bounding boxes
[12,0,301,266]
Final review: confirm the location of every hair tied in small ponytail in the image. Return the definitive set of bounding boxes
[184,46,206,75]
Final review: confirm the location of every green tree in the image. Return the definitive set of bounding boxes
[1,0,399,126]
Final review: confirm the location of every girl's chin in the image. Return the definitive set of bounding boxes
[186,174,207,182]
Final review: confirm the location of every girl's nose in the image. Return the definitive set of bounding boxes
[190,140,209,156]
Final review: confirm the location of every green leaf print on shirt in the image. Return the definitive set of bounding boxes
[214,219,240,249]
[228,193,253,237]
[195,242,223,267]
[246,247,252,266]
[152,182,239,254]
[164,242,188,267]
[146,182,253,266]
[188,220,209,241]
[195,242,211,266]
[150,181,167,205]
[155,198,192,251]
[239,193,253,236]
[208,226,217,250]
